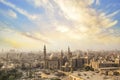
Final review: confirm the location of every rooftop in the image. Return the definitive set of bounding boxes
[70,71,113,80]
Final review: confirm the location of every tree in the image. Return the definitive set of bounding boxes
[9,75,15,80]
[0,69,22,80]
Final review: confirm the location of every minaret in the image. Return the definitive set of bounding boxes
[44,45,46,60]
[61,50,63,59]
[43,45,47,69]
[60,50,63,70]
[68,46,70,55]
[68,46,72,59]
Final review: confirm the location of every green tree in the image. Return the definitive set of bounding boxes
[9,75,15,80]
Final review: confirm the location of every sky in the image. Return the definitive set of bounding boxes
[0,0,120,51]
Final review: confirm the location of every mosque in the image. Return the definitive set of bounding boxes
[42,45,88,72]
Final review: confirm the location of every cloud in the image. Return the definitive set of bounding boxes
[56,26,69,33]
[0,0,39,20]
[0,22,50,49]
[107,10,120,18]
[21,32,50,44]
[46,0,119,49]
[54,0,118,33]
[0,9,17,19]
[28,0,119,46]
[96,0,100,5]
[1,31,48,49]
[8,10,17,18]
[27,0,48,8]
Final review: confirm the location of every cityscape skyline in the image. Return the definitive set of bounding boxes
[0,0,120,51]
[0,44,120,80]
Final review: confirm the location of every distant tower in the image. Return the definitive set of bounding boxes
[68,46,72,59]
[43,45,47,69]
[61,50,63,59]
[44,45,46,60]
[68,46,70,54]
[60,50,63,70]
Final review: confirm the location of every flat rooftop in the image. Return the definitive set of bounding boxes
[69,71,114,80]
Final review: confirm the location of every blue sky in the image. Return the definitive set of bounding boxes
[0,0,120,51]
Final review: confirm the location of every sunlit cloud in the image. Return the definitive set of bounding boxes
[56,26,69,33]
[107,10,120,18]
[0,24,49,49]
[21,32,50,44]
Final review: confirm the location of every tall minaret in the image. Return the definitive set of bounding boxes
[68,46,72,59]
[61,50,63,59]
[68,46,70,55]
[44,45,46,60]
[43,45,47,69]
[60,50,63,70]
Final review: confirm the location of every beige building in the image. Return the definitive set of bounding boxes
[91,61,119,70]
[91,59,120,75]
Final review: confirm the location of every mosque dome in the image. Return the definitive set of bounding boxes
[49,53,57,60]
[65,62,69,67]
[63,56,67,60]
